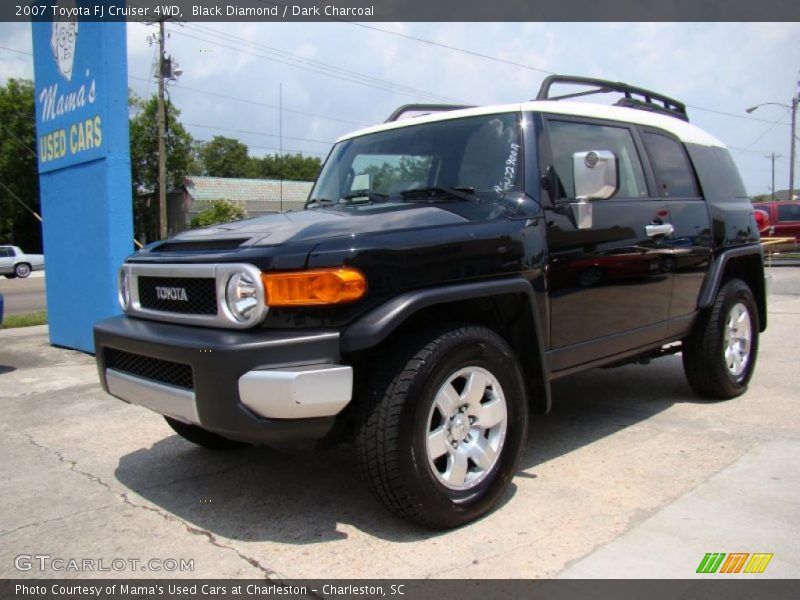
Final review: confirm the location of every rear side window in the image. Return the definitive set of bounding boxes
[777,204,800,222]
[644,132,700,198]
[0,248,10,257]
[547,120,648,200]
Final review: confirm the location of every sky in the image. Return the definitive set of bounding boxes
[1,21,798,196]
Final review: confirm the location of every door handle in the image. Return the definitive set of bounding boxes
[645,223,674,237]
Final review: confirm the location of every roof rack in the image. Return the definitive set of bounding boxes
[385,104,476,123]
[535,75,689,122]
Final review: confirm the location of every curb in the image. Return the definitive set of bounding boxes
[0,324,49,339]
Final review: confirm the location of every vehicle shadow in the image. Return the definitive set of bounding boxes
[519,354,711,471]
[114,354,705,544]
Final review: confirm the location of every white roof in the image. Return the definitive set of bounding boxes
[336,100,725,148]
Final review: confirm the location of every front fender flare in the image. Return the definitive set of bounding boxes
[341,277,552,412]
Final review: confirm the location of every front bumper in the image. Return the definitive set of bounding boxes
[94,316,352,445]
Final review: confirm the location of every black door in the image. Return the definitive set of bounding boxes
[640,129,713,324]
[540,117,673,370]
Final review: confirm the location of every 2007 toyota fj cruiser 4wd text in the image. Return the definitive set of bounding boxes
[95,76,766,529]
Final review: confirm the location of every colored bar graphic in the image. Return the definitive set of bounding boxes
[744,553,773,574]
[720,553,749,573]
[697,553,726,573]
[697,552,773,574]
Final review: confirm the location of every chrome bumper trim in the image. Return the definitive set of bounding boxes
[238,364,353,419]
[106,368,200,425]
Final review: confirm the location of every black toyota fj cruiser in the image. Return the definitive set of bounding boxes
[95,76,766,528]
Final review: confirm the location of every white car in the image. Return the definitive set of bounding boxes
[0,245,45,278]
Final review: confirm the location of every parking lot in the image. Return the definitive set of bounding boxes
[1,268,798,579]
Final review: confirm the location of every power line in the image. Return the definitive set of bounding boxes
[728,145,791,161]
[685,103,786,125]
[0,177,42,222]
[0,45,32,57]
[4,38,794,166]
[0,39,789,128]
[348,22,556,76]
[184,23,461,103]
[732,109,792,155]
[128,75,368,127]
[170,27,460,104]
[0,124,38,160]
[195,138,328,157]
[340,22,789,126]
[185,122,333,145]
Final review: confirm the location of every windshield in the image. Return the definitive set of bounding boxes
[309,112,522,207]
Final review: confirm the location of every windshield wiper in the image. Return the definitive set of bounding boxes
[340,191,390,204]
[399,186,477,203]
[305,198,335,209]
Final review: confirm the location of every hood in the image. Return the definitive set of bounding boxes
[165,204,472,247]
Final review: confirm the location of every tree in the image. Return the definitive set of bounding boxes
[750,194,771,203]
[197,136,251,178]
[190,199,247,228]
[129,92,193,243]
[0,79,40,252]
[248,152,322,181]
[362,156,431,193]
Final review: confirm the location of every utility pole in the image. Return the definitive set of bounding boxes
[790,92,797,202]
[747,78,800,201]
[768,153,781,201]
[279,82,283,213]
[156,19,168,239]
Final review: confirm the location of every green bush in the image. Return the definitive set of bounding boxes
[190,199,247,228]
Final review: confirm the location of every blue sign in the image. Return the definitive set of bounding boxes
[34,14,113,171]
[32,3,133,353]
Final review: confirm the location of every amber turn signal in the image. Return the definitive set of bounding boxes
[262,268,367,306]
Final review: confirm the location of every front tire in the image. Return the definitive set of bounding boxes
[164,416,249,450]
[355,325,528,529]
[14,263,31,278]
[682,278,759,399]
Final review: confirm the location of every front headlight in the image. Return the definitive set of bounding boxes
[225,271,259,322]
[117,268,130,310]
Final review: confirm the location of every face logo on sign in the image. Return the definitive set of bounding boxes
[50,1,79,82]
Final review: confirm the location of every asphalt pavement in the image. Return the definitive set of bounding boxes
[0,268,798,579]
[0,271,47,316]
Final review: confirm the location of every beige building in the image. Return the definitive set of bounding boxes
[170,176,315,233]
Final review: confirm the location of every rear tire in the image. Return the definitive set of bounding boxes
[164,416,249,450]
[355,325,528,529]
[14,263,31,278]
[682,278,759,399]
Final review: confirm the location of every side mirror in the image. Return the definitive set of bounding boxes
[570,150,619,229]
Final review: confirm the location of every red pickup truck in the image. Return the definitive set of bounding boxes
[752,201,800,241]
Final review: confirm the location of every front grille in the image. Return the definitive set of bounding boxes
[138,276,217,315]
[106,348,194,390]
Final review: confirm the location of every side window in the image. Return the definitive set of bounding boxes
[643,132,700,198]
[0,248,8,258]
[547,120,648,200]
[777,204,800,222]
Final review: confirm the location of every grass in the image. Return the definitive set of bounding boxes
[0,311,48,329]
